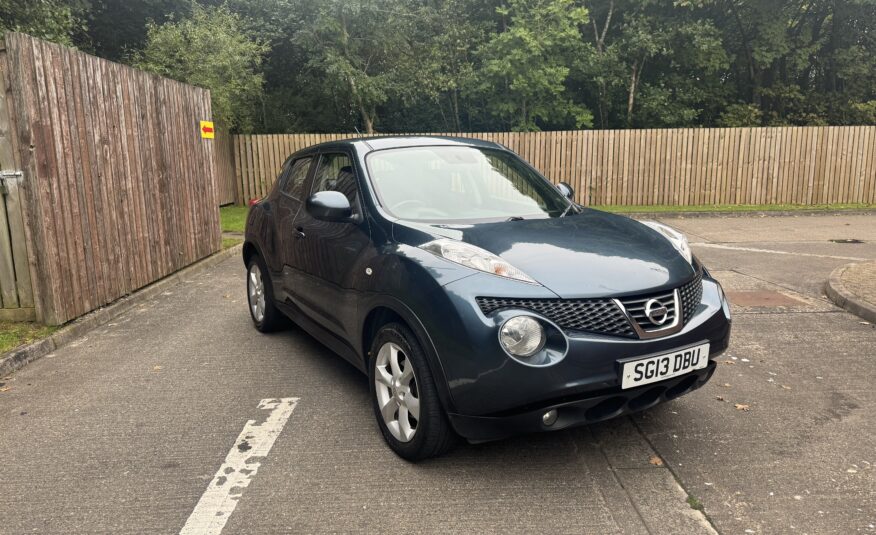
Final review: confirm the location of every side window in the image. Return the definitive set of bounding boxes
[280,157,312,199]
[311,153,358,208]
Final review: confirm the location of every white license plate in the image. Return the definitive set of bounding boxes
[621,342,710,390]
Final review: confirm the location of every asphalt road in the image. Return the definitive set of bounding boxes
[1,213,875,535]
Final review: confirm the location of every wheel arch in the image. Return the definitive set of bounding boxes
[242,240,260,266]
[360,299,457,414]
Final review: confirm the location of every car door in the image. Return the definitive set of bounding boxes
[272,155,314,304]
[288,151,373,341]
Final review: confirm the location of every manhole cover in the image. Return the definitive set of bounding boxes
[829,238,864,244]
[724,290,806,307]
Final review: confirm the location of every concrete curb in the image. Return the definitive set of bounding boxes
[0,244,243,377]
[614,208,876,219]
[825,263,876,324]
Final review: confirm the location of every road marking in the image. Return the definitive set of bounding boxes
[179,398,299,535]
[691,242,868,261]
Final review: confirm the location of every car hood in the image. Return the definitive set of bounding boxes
[395,210,696,298]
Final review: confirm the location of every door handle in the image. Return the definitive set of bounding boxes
[294,226,306,239]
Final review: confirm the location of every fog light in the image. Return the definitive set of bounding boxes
[542,409,558,426]
[499,316,545,357]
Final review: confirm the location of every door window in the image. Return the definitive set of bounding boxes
[311,153,359,210]
[280,157,312,199]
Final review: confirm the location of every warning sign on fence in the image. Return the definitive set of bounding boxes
[200,121,214,139]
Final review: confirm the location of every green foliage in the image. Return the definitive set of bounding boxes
[476,0,592,131]
[133,4,268,133]
[3,0,875,132]
[0,0,85,46]
[717,104,763,127]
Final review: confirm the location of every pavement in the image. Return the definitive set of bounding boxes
[1,213,875,535]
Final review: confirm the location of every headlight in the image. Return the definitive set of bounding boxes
[641,221,693,264]
[499,316,545,357]
[420,239,537,284]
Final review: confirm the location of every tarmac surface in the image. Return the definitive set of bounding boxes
[1,213,875,534]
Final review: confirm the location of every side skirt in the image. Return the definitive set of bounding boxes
[275,300,366,373]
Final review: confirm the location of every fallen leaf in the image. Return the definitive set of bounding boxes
[649,455,664,466]
[716,395,726,402]
[722,360,736,365]
[722,383,732,387]
[152,365,163,372]
[781,385,792,390]
[0,387,10,392]
[734,403,751,411]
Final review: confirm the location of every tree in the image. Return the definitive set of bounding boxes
[476,0,592,131]
[133,4,268,133]
[0,0,85,46]
[294,0,424,134]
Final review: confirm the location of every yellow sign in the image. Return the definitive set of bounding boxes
[200,121,215,139]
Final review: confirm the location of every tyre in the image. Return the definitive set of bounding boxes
[369,322,457,460]
[246,255,285,332]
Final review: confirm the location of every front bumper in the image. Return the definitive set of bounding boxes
[421,272,731,439]
[449,360,717,442]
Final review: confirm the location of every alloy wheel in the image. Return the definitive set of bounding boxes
[248,264,266,323]
[374,341,420,442]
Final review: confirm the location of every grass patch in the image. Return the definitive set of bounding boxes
[593,203,876,214]
[222,237,243,250]
[0,321,57,355]
[687,495,704,512]
[220,205,248,233]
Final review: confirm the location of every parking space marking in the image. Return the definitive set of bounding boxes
[179,398,299,535]
[691,242,868,261]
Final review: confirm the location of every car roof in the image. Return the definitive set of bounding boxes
[298,135,506,155]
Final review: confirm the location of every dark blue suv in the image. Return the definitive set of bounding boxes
[243,136,732,460]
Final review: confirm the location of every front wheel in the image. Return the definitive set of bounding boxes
[369,323,457,460]
[246,255,284,332]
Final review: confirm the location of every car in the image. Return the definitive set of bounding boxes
[243,135,732,461]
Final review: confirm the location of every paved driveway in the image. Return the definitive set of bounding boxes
[1,213,874,534]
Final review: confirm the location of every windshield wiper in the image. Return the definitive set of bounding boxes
[559,204,574,218]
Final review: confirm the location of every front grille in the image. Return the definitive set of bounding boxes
[475,296,637,338]
[618,289,678,332]
[476,268,705,339]
[680,269,703,323]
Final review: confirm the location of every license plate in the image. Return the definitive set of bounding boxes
[621,342,710,390]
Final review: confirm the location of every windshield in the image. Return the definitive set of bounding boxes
[365,146,574,222]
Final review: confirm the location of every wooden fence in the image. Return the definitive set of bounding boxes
[1,33,221,325]
[214,130,236,205]
[230,127,876,207]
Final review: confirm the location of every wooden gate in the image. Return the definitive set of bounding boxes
[0,36,34,321]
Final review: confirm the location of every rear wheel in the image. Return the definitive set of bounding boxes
[369,323,457,460]
[246,255,284,332]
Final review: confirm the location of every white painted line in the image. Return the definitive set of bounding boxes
[179,398,299,535]
[691,242,868,261]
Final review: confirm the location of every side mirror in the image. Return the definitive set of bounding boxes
[556,181,574,200]
[306,191,352,222]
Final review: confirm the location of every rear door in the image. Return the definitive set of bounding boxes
[287,151,374,340]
